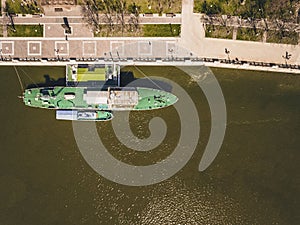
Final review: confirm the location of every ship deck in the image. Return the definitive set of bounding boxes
[23,87,178,111]
[24,87,89,109]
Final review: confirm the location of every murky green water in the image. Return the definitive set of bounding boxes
[0,66,299,225]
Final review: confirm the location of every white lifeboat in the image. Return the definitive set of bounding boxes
[64,93,76,100]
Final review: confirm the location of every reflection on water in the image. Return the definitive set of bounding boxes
[0,66,299,225]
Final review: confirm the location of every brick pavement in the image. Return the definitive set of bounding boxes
[0,38,182,58]
[0,0,299,65]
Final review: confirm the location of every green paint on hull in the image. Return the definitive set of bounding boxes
[23,87,177,111]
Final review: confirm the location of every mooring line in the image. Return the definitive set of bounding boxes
[19,67,39,88]
[133,65,164,91]
[13,66,24,92]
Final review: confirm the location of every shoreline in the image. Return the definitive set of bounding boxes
[0,1,299,73]
[0,58,299,74]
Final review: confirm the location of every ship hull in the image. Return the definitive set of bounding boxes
[23,86,178,111]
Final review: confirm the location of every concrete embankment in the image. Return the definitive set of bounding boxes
[0,57,299,74]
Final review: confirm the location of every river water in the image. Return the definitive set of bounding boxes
[0,66,299,225]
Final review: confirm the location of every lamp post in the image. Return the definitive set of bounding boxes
[168,48,174,60]
[116,50,120,61]
[225,48,230,60]
[109,51,113,61]
[282,51,291,64]
[54,48,59,60]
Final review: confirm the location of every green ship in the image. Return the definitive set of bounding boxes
[22,64,178,121]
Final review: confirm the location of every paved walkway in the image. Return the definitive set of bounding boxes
[0,0,299,65]
[43,5,82,17]
[2,15,8,37]
[0,37,181,59]
[178,0,300,65]
[180,0,204,49]
[1,0,7,37]
[1,0,5,16]
[1,58,298,74]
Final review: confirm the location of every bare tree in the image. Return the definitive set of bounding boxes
[157,0,163,15]
[115,0,127,35]
[165,0,175,9]
[81,0,100,33]
[81,0,144,36]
